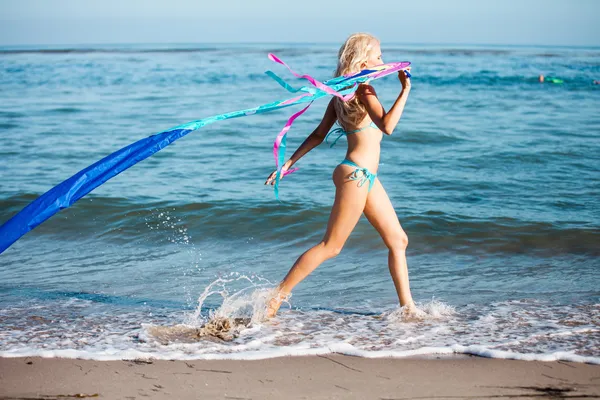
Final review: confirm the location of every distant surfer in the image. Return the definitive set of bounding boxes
[539,74,564,84]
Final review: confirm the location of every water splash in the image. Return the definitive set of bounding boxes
[144,209,191,245]
[385,298,457,323]
[145,273,281,343]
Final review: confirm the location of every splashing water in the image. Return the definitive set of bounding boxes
[386,299,457,323]
[145,209,192,245]
[145,273,284,343]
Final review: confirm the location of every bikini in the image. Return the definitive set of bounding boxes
[325,121,379,192]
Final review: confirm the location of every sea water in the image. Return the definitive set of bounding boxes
[0,43,599,362]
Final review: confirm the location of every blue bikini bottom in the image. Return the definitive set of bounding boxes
[340,159,377,192]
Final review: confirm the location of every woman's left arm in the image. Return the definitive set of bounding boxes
[265,99,337,185]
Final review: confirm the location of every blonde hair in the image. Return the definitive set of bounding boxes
[333,33,379,130]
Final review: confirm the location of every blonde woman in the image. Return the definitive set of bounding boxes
[265,33,415,317]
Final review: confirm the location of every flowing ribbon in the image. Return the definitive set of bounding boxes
[0,55,410,254]
[273,102,313,200]
[266,54,411,200]
[268,53,357,101]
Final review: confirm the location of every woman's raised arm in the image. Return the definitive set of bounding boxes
[358,69,411,135]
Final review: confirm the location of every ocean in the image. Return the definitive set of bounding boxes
[0,43,599,362]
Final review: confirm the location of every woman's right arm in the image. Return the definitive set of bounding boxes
[359,69,411,135]
[265,98,337,185]
[284,98,337,168]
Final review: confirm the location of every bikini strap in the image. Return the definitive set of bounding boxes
[325,127,347,148]
[326,122,378,148]
[347,125,368,134]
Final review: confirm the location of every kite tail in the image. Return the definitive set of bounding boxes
[0,54,410,254]
[0,103,294,254]
[0,127,194,254]
[266,53,362,200]
[273,102,313,201]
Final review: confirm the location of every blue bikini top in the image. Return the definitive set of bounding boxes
[325,121,379,148]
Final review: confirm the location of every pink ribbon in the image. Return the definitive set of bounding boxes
[268,54,411,200]
[273,102,314,199]
[268,53,356,102]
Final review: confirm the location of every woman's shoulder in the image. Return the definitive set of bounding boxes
[356,83,378,97]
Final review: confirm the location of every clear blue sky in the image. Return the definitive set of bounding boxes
[1,0,598,47]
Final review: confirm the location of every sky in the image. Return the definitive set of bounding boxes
[0,0,598,47]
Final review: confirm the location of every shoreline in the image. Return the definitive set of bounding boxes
[2,344,598,364]
[1,355,599,399]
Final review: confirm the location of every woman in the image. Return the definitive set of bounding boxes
[264,33,415,317]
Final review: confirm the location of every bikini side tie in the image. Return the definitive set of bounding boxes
[347,166,377,192]
[325,127,347,148]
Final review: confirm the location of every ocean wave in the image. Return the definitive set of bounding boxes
[1,194,599,255]
[3,71,597,90]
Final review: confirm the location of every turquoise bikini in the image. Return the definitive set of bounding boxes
[325,121,379,148]
[325,122,379,192]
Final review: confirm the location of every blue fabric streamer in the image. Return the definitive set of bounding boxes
[0,60,409,254]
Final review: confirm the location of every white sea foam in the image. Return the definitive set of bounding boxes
[1,281,598,364]
[385,298,457,322]
[2,344,599,364]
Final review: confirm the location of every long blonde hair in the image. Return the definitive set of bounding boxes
[333,33,379,130]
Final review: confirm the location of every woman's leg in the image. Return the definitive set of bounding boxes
[363,178,415,308]
[267,165,369,317]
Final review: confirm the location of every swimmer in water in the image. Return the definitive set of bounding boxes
[539,74,564,84]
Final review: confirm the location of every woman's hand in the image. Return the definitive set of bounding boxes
[265,161,291,186]
[398,67,411,90]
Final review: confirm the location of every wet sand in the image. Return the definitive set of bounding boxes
[1,355,599,399]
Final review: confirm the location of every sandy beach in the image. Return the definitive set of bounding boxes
[1,355,599,399]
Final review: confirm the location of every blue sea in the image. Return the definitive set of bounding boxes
[0,43,599,362]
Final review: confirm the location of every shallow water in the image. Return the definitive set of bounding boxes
[1,43,599,362]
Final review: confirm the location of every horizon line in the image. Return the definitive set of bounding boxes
[1,41,599,50]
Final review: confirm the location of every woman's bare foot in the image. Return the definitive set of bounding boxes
[266,291,290,318]
[401,301,424,321]
[402,301,416,313]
